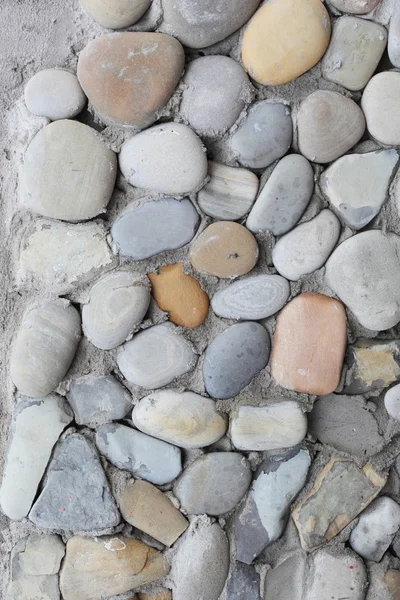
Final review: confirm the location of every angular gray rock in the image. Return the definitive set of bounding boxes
[29,434,120,531]
[350,496,400,562]
[389,5,400,68]
[24,69,86,120]
[304,548,367,600]
[227,563,262,600]
[264,552,306,600]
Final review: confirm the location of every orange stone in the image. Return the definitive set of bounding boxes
[270,292,347,395]
[386,570,400,600]
[77,32,185,128]
[148,263,209,328]
[189,222,259,278]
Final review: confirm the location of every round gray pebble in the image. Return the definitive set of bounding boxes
[24,69,86,120]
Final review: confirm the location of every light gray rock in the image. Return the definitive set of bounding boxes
[29,434,120,531]
[385,383,400,421]
[203,322,270,399]
[328,0,382,14]
[80,0,151,29]
[10,301,81,398]
[234,449,311,564]
[264,552,306,600]
[350,496,400,562]
[67,374,132,428]
[227,563,262,600]
[246,154,314,235]
[320,150,398,230]
[119,122,207,194]
[272,209,341,281]
[230,101,292,169]
[174,452,252,515]
[361,72,400,146]
[325,230,400,331]
[389,5,400,68]
[111,198,199,259]
[96,422,182,484]
[0,396,73,521]
[211,274,290,321]
[304,548,367,600]
[17,533,65,575]
[117,323,197,389]
[24,69,86,120]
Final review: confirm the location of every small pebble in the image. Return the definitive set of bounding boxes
[149,263,209,328]
[389,5,400,68]
[117,322,197,389]
[264,552,306,600]
[361,72,400,146]
[385,383,400,420]
[230,100,292,169]
[80,0,151,29]
[329,0,382,13]
[111,198,199,259]
[132,389,227,448]
[119,122,207,194]
[305,549,367,600]
[272,209,341,281]
[344,340,400,394]
[297,90,365,163]
[350,497,400,562]
[226,563,262,600]
[24,69,86,120]
[189,221,259,279]
[246,154,314,236]
[203,322,270,399]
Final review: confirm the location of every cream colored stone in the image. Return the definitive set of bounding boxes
[80,0,151,29]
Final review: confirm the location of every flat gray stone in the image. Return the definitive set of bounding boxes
[304,548,367,600]
[389,5,400,68]
[246,154,314,235]
[231,101,292,169]
[29,434,120,532]
[112,198,199,260]
[67,374,132,428]
[350,496,400,562]
[203,321,270,399]
[227,563,261,600]
[25,69,86,120]
[174,452,252,515]
[264,552,306,600]
[96,422,182,484]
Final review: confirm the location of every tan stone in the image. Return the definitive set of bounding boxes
[77,33,184,128]
[138,590,172,600]
[119,480,188,546]
[386,570,400,600]
[80,0,151,29]
[270,293,347,395]
[148,263,209,328]
[189,222,258,279]
[241,0,331,86]
[345,340,400,394]
[60,535,168,600]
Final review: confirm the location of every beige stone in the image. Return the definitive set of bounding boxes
[80,0,151,29]
[386,570,400,600]
[138,591,172,600]
[241,0,331,85]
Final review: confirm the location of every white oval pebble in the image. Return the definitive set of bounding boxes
[25,69,86,120]
[384,384,400,421]
[362,72,400,146]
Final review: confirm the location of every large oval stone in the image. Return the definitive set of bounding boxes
[77,33,185,128]
[19,120,117,221]
[242,0,331,85]
[80,0,151,29]
[361,72,400,146]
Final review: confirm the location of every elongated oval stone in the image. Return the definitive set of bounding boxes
[77,33,185,128]
[24,69,86,120]
[132,389,227,448]
[80,0,151,29]
[117,323,197,389]
[361,72,400,146]
[10,301,81,398]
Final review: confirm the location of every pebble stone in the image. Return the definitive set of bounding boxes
[29,434,120,531]
[160,0,260,49]
[111,198,199,259]
[197,161,258,221]
[230,402,307,452]
[149,263,209,328]
[297,90,365,163]
[0,396,73,521]
[211,274,290,321]
[350,496,400,562]
[67,374,132,428]
[320,150,398,230]
[230,101,293,169]
[10,301,81,398]
[119,123,207,194]
[96,423,182,484]
[235,449,311,564]
[180,56,249,136]
[203,322,270,399]
[322,16,387,91]
[119,480,188,546]
[344,340,400,394]
[385,384,400,420]
[305,548,367,600]
[264,552,306,600]
[241,0,330,86]
[77,32,184,128]
[226,563,262,600]
[271,293,347,395]
[117,323,197,389]
[132,389,227,448]
[389,5,400,68]
[173,452,252,516]
[361,72,400,146]
[80,0,151,29]
[272,209,341,281]
[24,69,86,120]
[82,271,150,350]
[325,230,400,331]
[189,222,259,279]
[328,0,382,13]
[246,154,314,236]
[20,120,117,221]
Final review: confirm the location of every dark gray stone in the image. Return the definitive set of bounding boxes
[226,562,261,600]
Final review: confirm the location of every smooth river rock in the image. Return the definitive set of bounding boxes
[24,69,86,120]
[389,5,400,68]
[117,323,197,389]
[385,383,400,420]
[350,496,400,561]
[80,0,151,28]
[329,0,382,14]
[361,72,400,146]
[264,552,306,600]
[10,301,81,398]
[82,270,150,349]
[132,390,227,448]
[203,322,270,399]
[246,154,314,236]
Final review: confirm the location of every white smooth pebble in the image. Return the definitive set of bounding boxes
[24,69,86,120]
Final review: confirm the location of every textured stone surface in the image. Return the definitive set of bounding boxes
[227,563,261,600]
[350,496,400,562]
[389,5,400,68]
[24,69,86,120]
[386,570,400,600]
[304,548,367,600]
[16,533,65,576]
[345,340,400,394]
[138,592,172,600]
[328,0,382,14]
[362,72,400,146]
[385,383,400,420]
[264,552,306,600]
[80,0,151,28]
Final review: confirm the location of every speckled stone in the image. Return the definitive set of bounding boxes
[385,383,400,421]
[328,0,382,14]
[80,0,151,29]
[361,72,400,145]
[305,548,367,600]
[350,496,400,561]
[389,6,400,68]
[24,69,86,120]
[344,340,400,394]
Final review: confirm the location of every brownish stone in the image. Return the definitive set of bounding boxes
[270,292,347,395]
[138,590,172,600]
[386,570,400,600]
